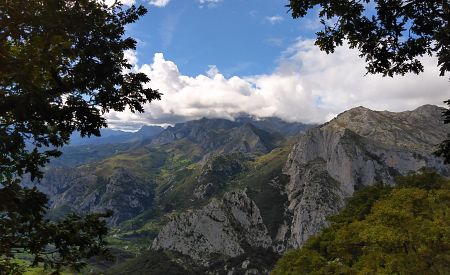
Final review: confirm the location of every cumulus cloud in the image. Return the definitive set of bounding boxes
[105,39,449,130]
[265,16,284,24]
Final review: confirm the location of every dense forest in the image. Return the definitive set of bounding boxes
[273,170,450,274]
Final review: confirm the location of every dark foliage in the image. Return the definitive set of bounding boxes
[0,0,160,181]
[287,0,450,77]
[436,100,450,163]
[0,181,112,274]
[0,0,159,273]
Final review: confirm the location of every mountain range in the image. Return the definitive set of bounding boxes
[26,106,449,274]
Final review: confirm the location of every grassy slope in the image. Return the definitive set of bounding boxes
[240,142,293,238]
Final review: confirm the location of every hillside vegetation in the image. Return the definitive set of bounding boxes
[272,170,450,275]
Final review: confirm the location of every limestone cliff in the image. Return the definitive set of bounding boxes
[280,105,449,248]
[152,191,271,267]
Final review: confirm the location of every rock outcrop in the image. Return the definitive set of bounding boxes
[152,191,271,265]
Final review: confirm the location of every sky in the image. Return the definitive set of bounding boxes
[104,0,449,130]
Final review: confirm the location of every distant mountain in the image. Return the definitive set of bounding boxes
[48,125,165,167]
[54,116,311,168]
[152,116,314,146]
[235,115,313,136]
[68,125,164,146]
[151,118,284,156]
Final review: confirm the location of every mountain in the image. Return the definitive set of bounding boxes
[151,118,284,154]
[39,167,155,225]
[143,105,449,274]
[31,116,297,227]
[26,106,449,274]
[152,116,313,146]
[47,125,165,167]
[235,115,312,136]
[281,104,449,248]
[68,125,164,146]
[50,117,311,169]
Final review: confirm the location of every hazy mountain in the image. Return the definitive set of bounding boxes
[235,115,313,136]
[69,125,164,146]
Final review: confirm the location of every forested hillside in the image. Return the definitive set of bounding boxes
[273,170,450,274]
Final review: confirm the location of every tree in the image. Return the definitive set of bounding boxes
[272,171,450,274]
[0,184,112,274]
[436,100,450,163]
[0,0,160,273]
[287,0,450,162]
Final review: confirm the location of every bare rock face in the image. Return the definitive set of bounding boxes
[152,191,271,265]
[280,105,450,248]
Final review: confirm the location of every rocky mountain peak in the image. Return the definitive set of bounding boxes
[323,104,448,153]
[282,104,449,248]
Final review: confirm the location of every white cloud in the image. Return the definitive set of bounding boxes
[148,0,171,7]
[265,37,284,47]
[102,0,135,6]
[265,16,284,24]
[198,0,223,8]
[124,49,138,67]
[249,10,259,17]
[105,39,449,130]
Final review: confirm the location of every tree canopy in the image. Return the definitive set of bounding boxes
[287,0,450,77]
[0,0,159,273]
[272,170,450,274]
[0,0,160,182]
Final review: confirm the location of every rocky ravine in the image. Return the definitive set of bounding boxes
[152,105,450,272]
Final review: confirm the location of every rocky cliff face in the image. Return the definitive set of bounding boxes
[280,105,449,248]
[153,191,271,263]
[150,105,449,272]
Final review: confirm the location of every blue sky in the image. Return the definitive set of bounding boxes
[127,0,317,77]
[104,0,449,130]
